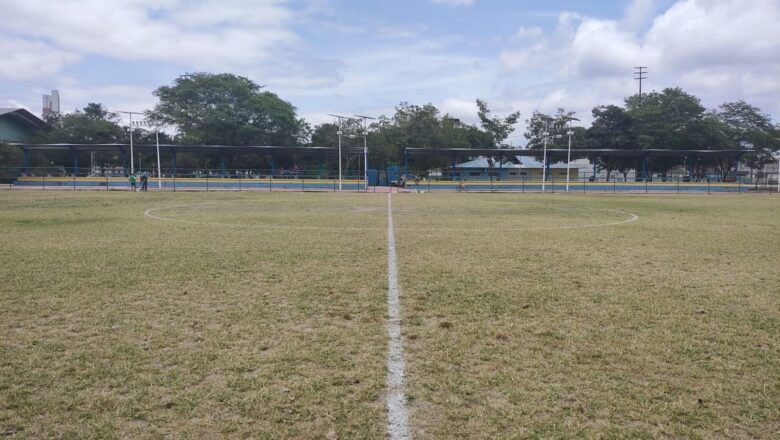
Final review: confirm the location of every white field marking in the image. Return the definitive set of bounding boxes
[386,193,411,440]
[144,202,639,232]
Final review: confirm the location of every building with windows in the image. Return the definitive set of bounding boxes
[42,90,60,117]
[453,156,575,181]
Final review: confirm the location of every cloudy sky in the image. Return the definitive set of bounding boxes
[2,0,778,146]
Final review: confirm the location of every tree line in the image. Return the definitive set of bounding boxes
[7,72,778,177]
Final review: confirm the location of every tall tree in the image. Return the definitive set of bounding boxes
[524,108,577,149]
[587,105,637,180]
[150,73,310,146]
[476,99,521,147]
[39,103,125,144]
[716,100,779,171]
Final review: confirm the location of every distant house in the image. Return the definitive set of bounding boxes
[0,108,48,142]
[453,156,577,181]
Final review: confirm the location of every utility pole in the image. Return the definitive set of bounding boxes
[634,66,648,103]
[116,110,144,174]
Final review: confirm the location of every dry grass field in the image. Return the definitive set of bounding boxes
[1,191,778,439]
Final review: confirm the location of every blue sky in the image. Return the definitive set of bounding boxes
[1,0,778,146]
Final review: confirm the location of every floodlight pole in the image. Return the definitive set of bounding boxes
[566,129,574,191]
[338,132,342,190]
[542,129,549,192]
[563,117,580,192]
[355,115,376,191]
[155,130,162,189]
[117,110,144,174]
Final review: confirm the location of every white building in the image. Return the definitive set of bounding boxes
[42,89,60,117]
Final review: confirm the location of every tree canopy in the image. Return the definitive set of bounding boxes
[150,73,310,146]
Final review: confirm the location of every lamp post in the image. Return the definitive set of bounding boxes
[539,115,555,192]
[117,110,143,174]
[355,115,375,191]
[329,114,363,191]
[131,118,164,190]
[563,116,580,192]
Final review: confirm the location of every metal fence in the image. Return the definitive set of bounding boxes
[1,167,778,194]
[1,167,370,192]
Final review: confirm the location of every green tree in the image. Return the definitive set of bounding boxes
[716,100,779,172]
[524,108,577,150]
[587,105,637,181]
[39,103,125,144]
[150,73,310,146]
[476,99,521,147]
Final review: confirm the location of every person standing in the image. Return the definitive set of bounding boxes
[140,172,149,191]
[128,172,137,192]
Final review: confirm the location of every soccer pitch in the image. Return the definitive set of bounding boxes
[1,191,778,438]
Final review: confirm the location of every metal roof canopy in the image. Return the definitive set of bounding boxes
[405,148,751,159]
[11,143,364,155]
[0,109,49,131]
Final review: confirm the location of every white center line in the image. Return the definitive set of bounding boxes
[386,193,411,440]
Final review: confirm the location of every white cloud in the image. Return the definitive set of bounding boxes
[494,0,780,132]
[0,0,299,71]
[0,39,79,81]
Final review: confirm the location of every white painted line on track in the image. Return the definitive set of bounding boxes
[386,193,411,440]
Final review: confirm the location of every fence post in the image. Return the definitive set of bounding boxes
[106,175,109,191]
[522,177,525,193]
[238,176,242,192]
[173,175,176,192]
[42,176,45,190]
[677,177,680,194]
[645,178,648,194]
[708,180,711,194]
[333,178,336,192]
[73,174,76,191]
[206,175,209,192]
[302,178,305,192]
[613,179,616,195]
[269,175,272,192]
[738,178,741,195]
[490,176,494,192]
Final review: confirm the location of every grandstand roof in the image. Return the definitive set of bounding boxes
[11,143,364,155]
[406,148,750,159]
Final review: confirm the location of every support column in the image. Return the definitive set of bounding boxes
[545,157,551,181]
[22,147,30,175]
[451,153,457,180]
[71,148,79,176]
[120,148,128,175]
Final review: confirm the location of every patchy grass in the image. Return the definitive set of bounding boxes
[0,191,389,439]
[392,193,780,439]
[1,191,779,439]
